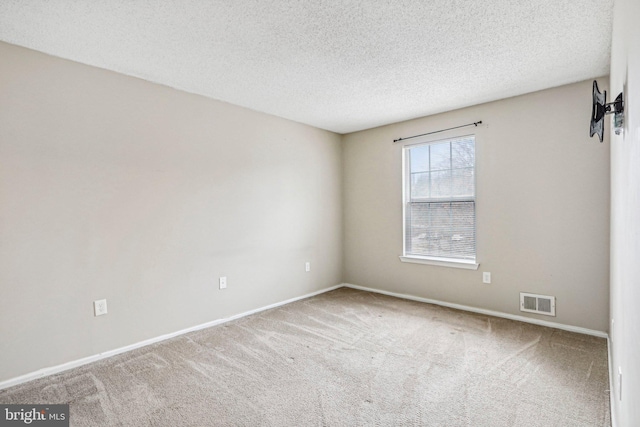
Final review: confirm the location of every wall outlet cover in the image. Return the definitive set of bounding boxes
[94,299,108,316]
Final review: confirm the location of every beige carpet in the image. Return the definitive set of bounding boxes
[0,288,610,426]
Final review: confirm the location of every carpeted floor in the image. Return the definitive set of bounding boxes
[0,288,610,426]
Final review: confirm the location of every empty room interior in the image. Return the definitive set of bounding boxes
[0,1,638,426]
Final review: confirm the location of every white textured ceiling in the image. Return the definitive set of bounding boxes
[0,1,613,134]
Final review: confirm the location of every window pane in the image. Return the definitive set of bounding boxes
[407,202,429,254]
[406,201,475,260]
[452,138,475,168]
[409,145,429,173]
[430,170,452,198]
[451,167,474,197]
[410,172,430,199]
[430,142,451,171]
[429,202,452,257]
[450,202,475,259]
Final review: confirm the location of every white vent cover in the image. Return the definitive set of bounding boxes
[520,293,556,316]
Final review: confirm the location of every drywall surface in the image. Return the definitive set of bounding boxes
[0,42,342,382]
[609,0,640,423]
[342,80,610,333]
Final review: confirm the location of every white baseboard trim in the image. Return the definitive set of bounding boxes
[0,284,343,391]
[1,282,607,391]
[342,283,608,338]
[607,336,617,427]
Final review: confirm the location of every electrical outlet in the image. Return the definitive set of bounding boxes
[305,262,311,272]
[482,272,491,284]
[219,276,227,290]
[94,299,108,316]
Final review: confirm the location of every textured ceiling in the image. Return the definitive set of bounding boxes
[0,1,613,134]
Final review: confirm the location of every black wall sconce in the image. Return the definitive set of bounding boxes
[590,80,624,142]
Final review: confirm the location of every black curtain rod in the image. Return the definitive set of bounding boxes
[393,121,483,143]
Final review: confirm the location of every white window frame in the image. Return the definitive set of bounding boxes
[399,135,479,270]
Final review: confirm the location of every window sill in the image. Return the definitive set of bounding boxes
[399,255,479,270]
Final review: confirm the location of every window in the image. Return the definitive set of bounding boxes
[401,135,477,269]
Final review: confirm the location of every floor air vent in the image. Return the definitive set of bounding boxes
[520,293,556,316]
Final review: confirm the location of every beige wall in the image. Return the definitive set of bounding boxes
[609,0,640,423]
[0,42,343,383]
[343,79,610,332]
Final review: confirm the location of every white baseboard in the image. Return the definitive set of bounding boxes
[608,336,618,427]
[0,284,343,391]
[342,283,608,338]
[1,282,608,391]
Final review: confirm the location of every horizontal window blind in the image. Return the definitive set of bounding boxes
[404,136,476,261]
